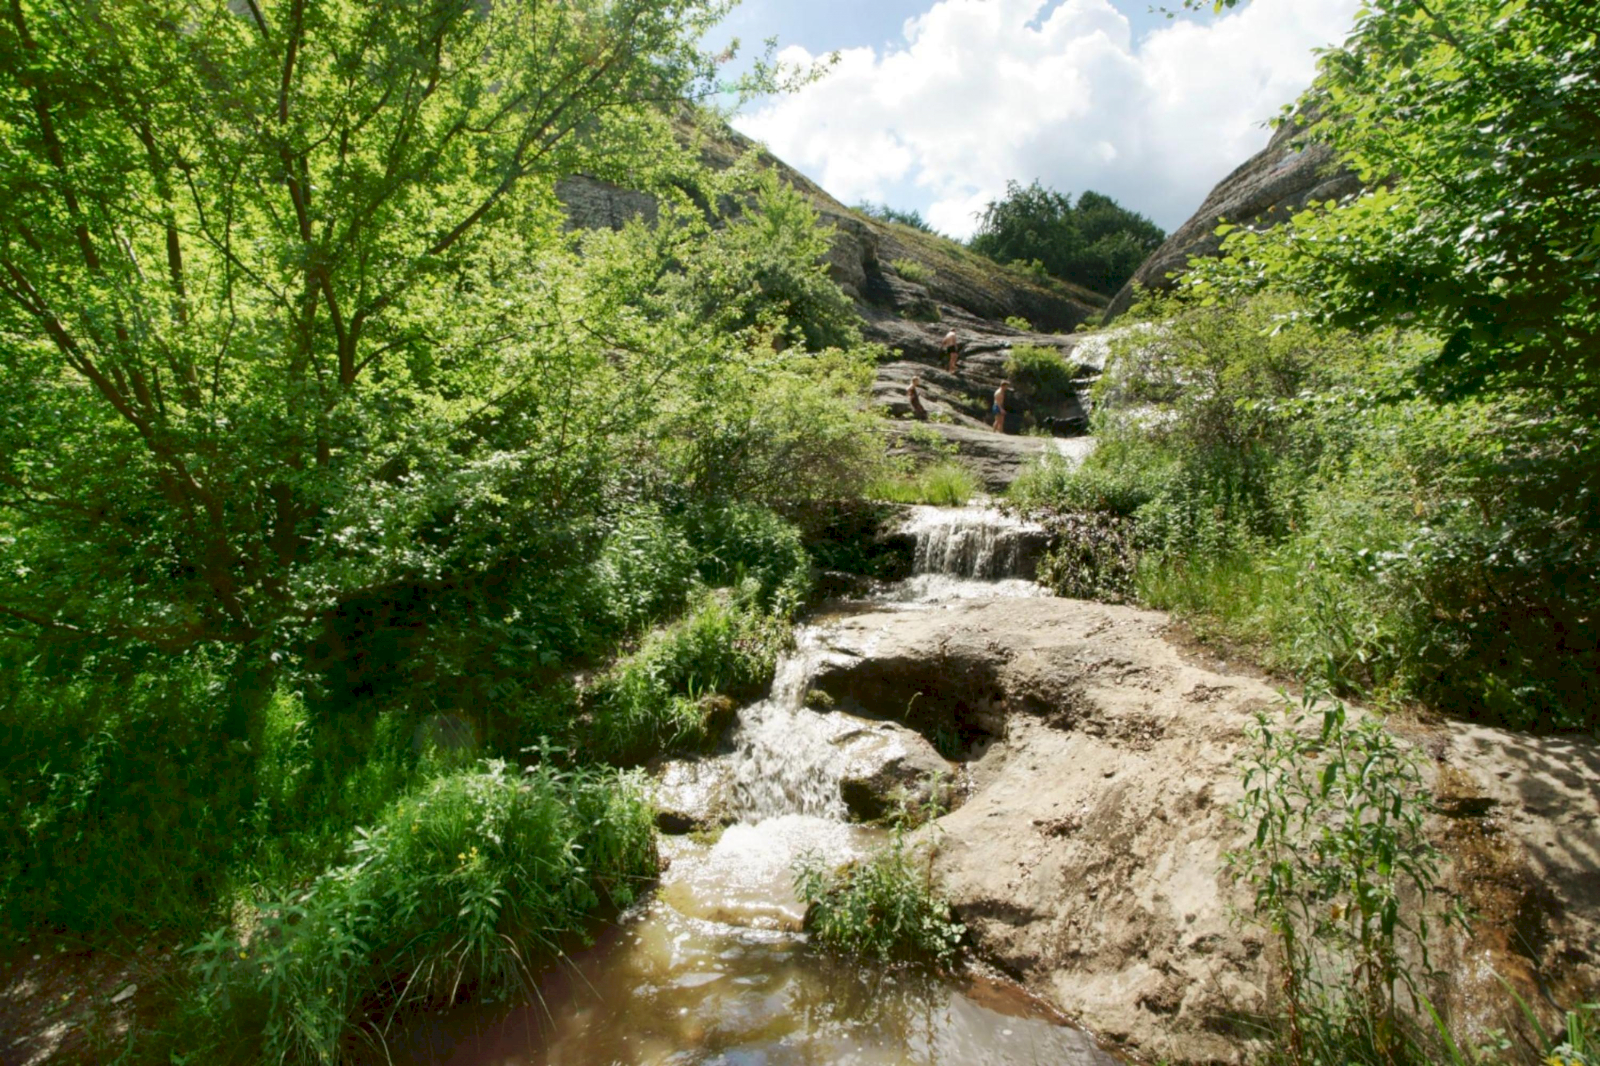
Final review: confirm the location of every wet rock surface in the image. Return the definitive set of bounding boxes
[831,716,955,822]
[651,755,737,834]
[800,596,1600,1064]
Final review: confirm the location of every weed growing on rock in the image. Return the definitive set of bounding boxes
[890,258,935,285]
[794,815,964,968]
[1004,345,1078,408]
[1226,694,1467,1066]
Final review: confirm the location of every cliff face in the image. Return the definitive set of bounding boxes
[1102,121,1362,322]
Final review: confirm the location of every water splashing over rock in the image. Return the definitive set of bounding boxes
[902,504,1049,581]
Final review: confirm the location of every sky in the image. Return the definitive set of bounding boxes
[706,0,1362,239]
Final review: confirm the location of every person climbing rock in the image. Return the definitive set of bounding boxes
[993,379,1011,433]
[907,375,928,420]
[943,330,960,374]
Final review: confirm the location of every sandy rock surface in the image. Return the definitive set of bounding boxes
[805,596,1600,1064]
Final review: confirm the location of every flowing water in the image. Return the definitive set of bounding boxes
[398,506,1114,1066]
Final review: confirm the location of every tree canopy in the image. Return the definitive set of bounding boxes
[969,181,1164,295]
[0,0,877,658]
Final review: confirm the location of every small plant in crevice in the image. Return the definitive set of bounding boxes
[1226,694,1468,1066]
[793,807,964,968]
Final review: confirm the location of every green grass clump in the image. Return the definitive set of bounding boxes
[889,257,934,284]
[868,461,980,507]
[794,821,964,968]
[582,587,791,764]
[183,759,656,1065]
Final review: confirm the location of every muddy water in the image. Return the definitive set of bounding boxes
[399,507,1113,1066]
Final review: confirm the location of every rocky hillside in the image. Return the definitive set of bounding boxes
[558,115,1108,480]
[1102,118,1362,322]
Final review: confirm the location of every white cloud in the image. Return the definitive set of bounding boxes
[733,0,1359,238]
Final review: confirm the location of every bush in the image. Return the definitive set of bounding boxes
[854,202,937,234]
[794,820,964,968]
[1035,511,1141,604]
[1004,344,1077,407]
[582,588,790,764]
[1226,696,1465,1066]
[1008,431,1171,516]
[183,760,655,1064]
[1004,315,1034,331]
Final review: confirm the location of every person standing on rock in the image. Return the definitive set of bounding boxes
[993,379,1011,433]
[907,375,928,420]
[943,330,960,374]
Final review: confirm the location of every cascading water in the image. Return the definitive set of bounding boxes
[903,504,1047,581]
[724,627,850,821]
[397,506,1114,1066]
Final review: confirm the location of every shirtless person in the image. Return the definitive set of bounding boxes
[993,379,1011,433]
[942,330,960,374]
[907,376,928,420]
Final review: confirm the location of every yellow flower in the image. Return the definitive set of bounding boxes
[457,852,465,861]
[238,952,247,960]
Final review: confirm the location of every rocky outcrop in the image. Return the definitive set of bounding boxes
[802,597,1600,1064]
[831,716,954,822]
[1103,120,1362,322]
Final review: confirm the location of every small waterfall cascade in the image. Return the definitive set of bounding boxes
[903,504,1048,580]
[723,626,850,822]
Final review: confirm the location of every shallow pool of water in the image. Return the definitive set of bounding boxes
[395,827,1113,1066]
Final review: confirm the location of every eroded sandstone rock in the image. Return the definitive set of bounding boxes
[804,597,1600,1064]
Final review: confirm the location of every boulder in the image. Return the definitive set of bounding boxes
[651,755,736,834]
[803,597,1600,1064]
[830,717,956,822]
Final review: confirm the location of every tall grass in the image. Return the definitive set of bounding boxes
[868,460,980,506]
[181,760,656,1064]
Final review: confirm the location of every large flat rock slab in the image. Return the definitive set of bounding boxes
[804,597,1600,1064]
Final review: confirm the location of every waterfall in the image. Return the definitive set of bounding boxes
[903,504,1048,580]
[723,627,850,821]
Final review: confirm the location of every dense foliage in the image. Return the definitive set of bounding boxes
[0,1,888,1058]
[970,181,1164,295]
[1022,0,1599,732]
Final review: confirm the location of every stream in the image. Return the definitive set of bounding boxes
[398,505,1114,1066]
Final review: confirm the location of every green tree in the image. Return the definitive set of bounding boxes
[1199,0,1600,406]
[1178,0,1600,724]
[0,0,751,653]
[969,180,1164,294]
